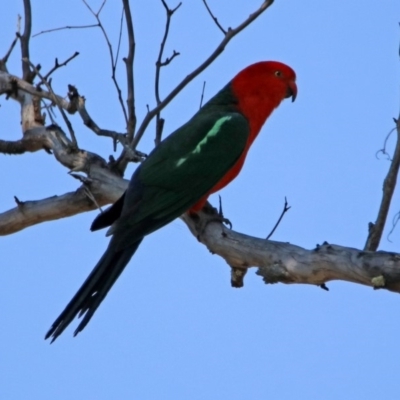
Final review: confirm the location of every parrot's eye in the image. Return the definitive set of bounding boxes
[274,70,282,77]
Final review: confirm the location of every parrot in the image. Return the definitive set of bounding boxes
[45,61,297,342]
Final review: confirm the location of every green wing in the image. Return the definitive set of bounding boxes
[111,111,249,249]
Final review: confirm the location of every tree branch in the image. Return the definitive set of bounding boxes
[41,51,80,83]
[20,0,32,81]
[202,0,227,34]
[266,197,291,240]
[0,34,19,72]
[4,184,399,297]
[23,58,78,146]
[32,24,99,38]
[0,70,72,111]
[365,117,400,251]
[0,177,127,235]
[82,0,129,126]
[122,0,137,140]
[0,139,27,154]
[153,1,181,147]
[182,212,400,294]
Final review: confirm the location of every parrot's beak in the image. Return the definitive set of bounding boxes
[286,81,297,102]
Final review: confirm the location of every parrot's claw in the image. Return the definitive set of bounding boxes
[188,201,232,240]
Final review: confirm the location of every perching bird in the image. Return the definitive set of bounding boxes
[45,61,297,342]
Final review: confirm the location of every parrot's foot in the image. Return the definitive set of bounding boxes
[188,201,232,240]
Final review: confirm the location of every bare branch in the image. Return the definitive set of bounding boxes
[155,1,182,105]
[0,178,126,236]
[0,70,71,110]
[202,0,227,34]
[199,81,206,109]
[23,58,78,146]
[83,0,129,125]
[68,85,126,144]
[129,0,274,152]
[266,197,291,240]
[0,34,19,71]
[19,0,32,81]
[365,117,400,251]
[41,52,80,83]
[114,7,124,71]
[153,0,182,147]
[32,24,99,38]
[0,139,27,154]
[182,213,400,294]
[122,0,137,138]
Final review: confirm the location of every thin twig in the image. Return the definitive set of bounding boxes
[23,58,78,147]
[128,0,274,152]
[32,24,99,38]
[0,34,19,68]
[20,0,32,81]
[154,0,182,147]
[83,0,129,126]
[199,81,206,109]
[266,197,291,240]
[67,85,126,145]
[115,8,125,71]
[365,117,400,251]
[202,0,227,34]
[375,127,396,161]
[41,52,80,82]
[122,0,137,139]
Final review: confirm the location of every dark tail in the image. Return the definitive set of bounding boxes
[45,238,143,343]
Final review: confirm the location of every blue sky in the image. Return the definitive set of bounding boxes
[1,1,400,399]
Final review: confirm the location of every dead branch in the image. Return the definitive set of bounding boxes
[365,117,400,251]
[0,70,71,110]
[67,85,127,148]
[82,0,129,126]
[19,0,32,81]
[3,185,400,296]
[32,24,99,38]
[202,0,226,34]
[0,34,19,72]
[182,212,400,294]
[0,139,27,154]
[0,177,126,236]
[199,81,206,109]
[41,52,80,83]
[266,197,291,240]
[23,58,77,146]
[122,0,137,140]
[154,0,182,147]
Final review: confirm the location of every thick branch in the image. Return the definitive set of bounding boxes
[0,139,27,154]
[23,58,77,146]
[182,213,400,294]
[0,176,127,235]
[0,70,72,110]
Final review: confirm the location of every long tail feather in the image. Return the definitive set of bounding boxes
[45,238,143,342]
